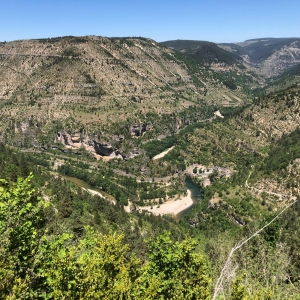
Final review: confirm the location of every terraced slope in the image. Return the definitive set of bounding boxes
[0,35,251,155]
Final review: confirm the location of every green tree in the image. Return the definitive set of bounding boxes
[35,228,141,299]
[136,232,211,299]
[0,173,213,299]
[0,173,47,298]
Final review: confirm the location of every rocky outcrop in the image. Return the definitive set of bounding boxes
[121,149,142,160]
[56,131,141,160]
[93,140,114,156]
[71,134,81,143]
[14,121,35,135]
[258,41,300,77]
[189,214,199,227]
[57,131,73,146]
[129,204,136,212]
[130,123,151,137]
[232,214,246,226]
[20,122,31,134]
[208,199,220,210]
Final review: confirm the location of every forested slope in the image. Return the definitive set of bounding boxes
[0,144,211,298]
[1,134,300,298]
[2,36,300,298]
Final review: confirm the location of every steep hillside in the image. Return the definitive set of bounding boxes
[215,42,247,57]
[0,36,252,158]
[138,84,300,234]
[161,40,242,65]
[219,38,300,77]
[163,38,300,80]
[2,37,300,299]
[262,69,300,96]
[172,85,300,174]
[161,39,266,93]
[130,87,300,300]
[283,62,300,76]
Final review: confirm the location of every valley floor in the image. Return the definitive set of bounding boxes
[125,188,194,217]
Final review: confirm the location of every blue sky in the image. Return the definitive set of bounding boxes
[2,0,299,43]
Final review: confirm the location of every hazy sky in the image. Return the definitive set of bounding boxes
[2,0,299,43]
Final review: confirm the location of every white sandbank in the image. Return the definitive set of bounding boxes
[137,189,194,217]
[84,188,115,204]
[152,146,175,160]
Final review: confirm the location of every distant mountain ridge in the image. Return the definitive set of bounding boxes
[219,37,300,76]
[220,37,300,61]
[162,37,300,77]
[161,40,242,65]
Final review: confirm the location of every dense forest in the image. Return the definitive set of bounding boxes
[1,142,300,299]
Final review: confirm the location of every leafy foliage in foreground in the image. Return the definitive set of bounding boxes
[0,176,211,299]
[2,174,300,299]
[2,114,300,300]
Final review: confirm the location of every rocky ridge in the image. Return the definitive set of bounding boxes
[219,38,300,77]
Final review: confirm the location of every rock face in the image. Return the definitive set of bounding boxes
[121,149,142,161]
[129,204,136,212]
[14,121,38,136]
[232,214,245,226]
[93,140,114,156]
[71,134,81,143]
[57,132,73,146]
[56,131,141,160]
[257,41,300,77]
[208,199,220,210]
[20,122,31,134]
[130,123,151,137]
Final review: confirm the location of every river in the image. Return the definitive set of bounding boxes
[62,175,116,202]
[62,174,201,221]
[175,177,202,221]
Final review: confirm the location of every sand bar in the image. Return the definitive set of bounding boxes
[84,188,115,204]
[137,189,194,216]
[152,146,175,160]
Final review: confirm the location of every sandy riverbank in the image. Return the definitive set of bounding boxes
[152,146,175,160]
[84,188,105,198]
[84,188,116,205]
[128,189,194,217]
